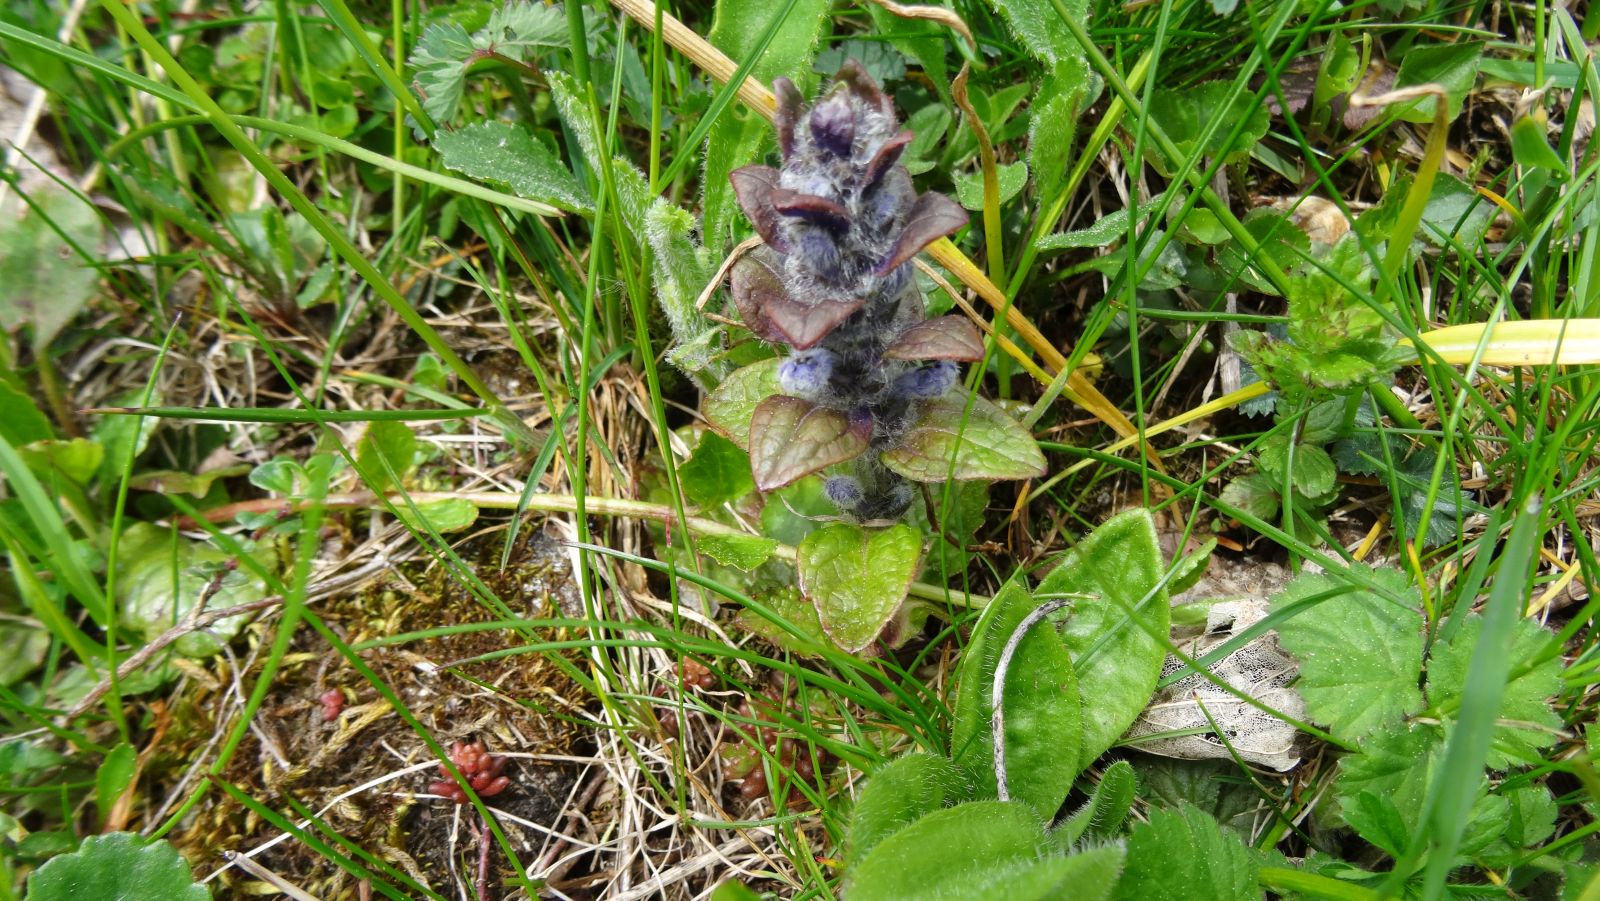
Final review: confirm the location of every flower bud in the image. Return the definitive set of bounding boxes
[824,475,864,511]
[892,361,958,399]
[778,348,838,399]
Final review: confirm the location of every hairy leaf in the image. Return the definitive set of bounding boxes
[846,801,1056,901]
[951,582,1081,818]
[408,2,566,123]
[433,121,589,213]
[847,753,963,863]
[1036,508,1171,765]
[882,395,1046,482]
[1112,804,1257,901]
[797,522,921,652]
[1052,759,1138,848]
[878,192,969,272]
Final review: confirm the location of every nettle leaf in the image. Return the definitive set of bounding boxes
[1428,615,1563,769]
[849,800,1103,901]
[408,1,567,123]
[1146,81,1269,177]
[797,522,921,652]
[0,181,104,352]
[1392,42,1483,123]
[847,752,963,864]
[25,832,207,901]
[1272,567,1424,740]
[951,583,1081,819]
[748,396,871,491]
[1333,722,1437,856]
[1111,804,1257,901]
[433,121,590,214]
[1036,508,1170,765]
[704,358,781,449]
[882,395,1046,482]
[883,315,986,362]
[954,161,1029,212]
[680,431,755,508]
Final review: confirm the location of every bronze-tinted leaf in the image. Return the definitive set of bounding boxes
[771,189,851,232]
[774,77,804,159]
[749,396,872,491]
[729,252,797,345]
[730,165,787,251]
[766,291,866,351]
[863,130,914,190]
[834,58,893,118]
[878,192,968,273]
[884,315,986,361]
[881,395,1046,482]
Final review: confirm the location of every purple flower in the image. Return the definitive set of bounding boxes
[892,361,959,400]
[778,348,838,399]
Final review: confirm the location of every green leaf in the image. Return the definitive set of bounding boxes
[881,395,1046,482]
[25,832,208,901]
[95,743,136,827]
[704,358,781,449]
[951,582,1081,818]
[0,182,104,352]
[1427,615,1562,769]
[987,0,1089,72]
[1333,722,1437,856]
[847,752,964,864]
[433,121,589,214]
[709,880,761,901]
[0,619,49,686]
[1112,804,1258,901]
[356,420,417,494]
[0,379,51,446]
[735,583,830,655]
[863,6,949,98]
[1028,68,1090,206]
[1510,115,1568,176]
[1052,759,1138,848]
[797,522,922,652]
[1272,566,1424,740]
[846,800,1055,901]
[394,497,479,534]
[680,432,755,507]
[1215,209,1311,296]
[1146,81,1269,177]
[1036,508,1171,764]
[1288,443,1337,498]
[115,523,276,658]
[1035,200,1161,251]
[748,396,871,491]
[954,162,1029,211]
[1392,42,1483,123]
[814,40,906,84]
[19,438,103,487]
[407,1,567,123]
[696,533,778,571]
[702,0,832,251]
[758,476,831,546]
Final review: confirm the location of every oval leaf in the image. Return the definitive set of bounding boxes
[797,522,921,652]
[884,315,987,361]
[729,252,798,345]
[951,582,1081,819]
[847,800,1049,901]
[704,359,782,449]
[847,752,963,864]
[882,395,1046,482]
[433,121,589,213]
[729,165,787,251]
[1036,508,1171,765]
[749,396,870,491]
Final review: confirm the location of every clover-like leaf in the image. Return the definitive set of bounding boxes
[882,395,1046,482]
[703,359,781,450]
[729,165,787,251]
[878,192,969,272]
[884,315,986,361]
[797,522,921,652]
[748,396,871,491]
